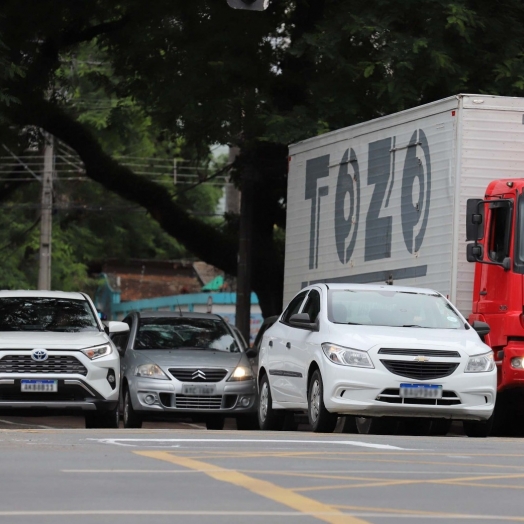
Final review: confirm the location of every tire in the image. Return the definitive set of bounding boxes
[430,419,452,436]
[236,414,259,430]
[356,416,399,435]
[205,415,225,430]
[308,370,337,433]
[123,388,142,429]
[463,415,493,438]
[85,404,119,429]
[341,415,358,433]
[399,418,432,436]
[258,374,284,431]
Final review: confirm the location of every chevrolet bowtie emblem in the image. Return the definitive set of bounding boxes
[414,356,430,362]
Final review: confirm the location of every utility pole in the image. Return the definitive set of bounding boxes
[38,134,54,290]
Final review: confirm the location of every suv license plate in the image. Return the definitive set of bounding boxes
[182,385,216,396]
[400,383,442,399]
[21,379,58,392]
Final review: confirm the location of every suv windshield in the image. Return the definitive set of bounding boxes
[328,290,464,329]
[134,317,240,352]
[0,297,99,332]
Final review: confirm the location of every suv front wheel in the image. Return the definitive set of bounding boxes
[85,404,119,429]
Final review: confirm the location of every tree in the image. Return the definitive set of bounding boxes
[3,0,524,317]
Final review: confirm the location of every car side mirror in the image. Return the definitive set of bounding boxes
[289,313,318,331]
[105,321,130,334]
[245,348,258,359]
[471,320,490,337]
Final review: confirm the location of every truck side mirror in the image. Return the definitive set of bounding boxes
[502,257,512,271]
[471,320,490,337]
[466,243,483,262]
[466,199,484,241]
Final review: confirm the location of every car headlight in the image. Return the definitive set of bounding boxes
[465,351,495,373]
[135,364,169,380]
[321,343,374,368]
[227,366,254,381]
[81,344,112,360]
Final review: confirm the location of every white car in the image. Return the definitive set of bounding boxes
[0,290,129,428]
[257,283,497,437]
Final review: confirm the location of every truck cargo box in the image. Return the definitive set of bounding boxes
[285,94,524,314]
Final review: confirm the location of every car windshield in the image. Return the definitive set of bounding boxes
[134,317,240,352]
[328,289,464,329]
[0,297,99,332]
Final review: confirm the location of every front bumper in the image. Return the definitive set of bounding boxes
[322,360,496,422]
[127,376,257,416]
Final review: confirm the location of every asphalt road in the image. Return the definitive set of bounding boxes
[0,416,523,524]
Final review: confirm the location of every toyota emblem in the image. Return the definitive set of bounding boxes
[31,349,48,362]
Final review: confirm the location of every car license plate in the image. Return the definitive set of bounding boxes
[21,379,58,392]
[182,384,216,396]
[400,383,442,399]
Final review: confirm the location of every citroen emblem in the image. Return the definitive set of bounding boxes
[192,369,206,380]
[31,349,48,362]
[414,355,429,362]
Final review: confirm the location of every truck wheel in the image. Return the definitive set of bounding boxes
[85,404,119,429]
[356,417,398,435]
[463,416,493,438]
[258,374,284,430]
[205,415,225,430]
[341,416,358,433]
[308,370,338,433]
[123,388,142,429]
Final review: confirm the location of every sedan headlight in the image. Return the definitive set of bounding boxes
[81,344,112,360]
[322,343,374,368]
[465,351,495,373]
[135,363,169,380]
[227,366,254,381]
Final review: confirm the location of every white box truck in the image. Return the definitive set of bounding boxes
[286,94,524,433]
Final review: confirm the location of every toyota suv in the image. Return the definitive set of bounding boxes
[0,290,129,428]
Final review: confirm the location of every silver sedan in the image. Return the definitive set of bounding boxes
[112,312,258,430]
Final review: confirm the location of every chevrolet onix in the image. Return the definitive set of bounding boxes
[0,290,129,428]
[112,312,257,430]
[257,284,496,437]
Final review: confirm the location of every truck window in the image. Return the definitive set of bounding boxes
[488,205,511,263]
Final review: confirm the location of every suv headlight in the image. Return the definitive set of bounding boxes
[465,351,495,373]
[322,343,374,368]
[227,366,254,381]
[135,363,169,380]
[81,344,112,360]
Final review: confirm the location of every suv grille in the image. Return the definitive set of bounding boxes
[378,348,461,358]
[0,355,87,376]
[169,368,228,383]
[380,360,459,380]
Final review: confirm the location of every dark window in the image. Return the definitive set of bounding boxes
[282,291,308,324]
[252,316,278,352]
[488,204,511,263]
[302,290,321,321]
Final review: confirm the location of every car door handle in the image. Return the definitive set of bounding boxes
[286,342,291,349]
[269,340,273,347]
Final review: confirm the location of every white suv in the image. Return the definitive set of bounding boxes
[0,290,128,428]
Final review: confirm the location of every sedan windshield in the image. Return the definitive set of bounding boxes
[328,290,464,329]
[134,317,240,352]
[0,297,99,332]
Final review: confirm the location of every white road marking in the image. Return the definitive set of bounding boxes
[87,437,415,450]
[0,418,53,429]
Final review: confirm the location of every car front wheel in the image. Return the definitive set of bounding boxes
[258,374,284,430]
[123,388,142,429]
[463,415,493,438]
[308,370,337,433]
[85,404,119,429]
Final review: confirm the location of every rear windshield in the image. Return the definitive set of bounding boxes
[135,317,240,352]
[0,297,99,332]
[328,290,464,329]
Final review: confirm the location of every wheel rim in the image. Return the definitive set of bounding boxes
[124,393,129,425]
[356,417,371,433]
[259,381,269,422]
[310,379,320,423]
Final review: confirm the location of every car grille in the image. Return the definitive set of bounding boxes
[169,368,228,383]
[378,348,461,358]
[174,395,223,409]
[380,360,459,380]
[0,355,88,376]
[376,388,461,406]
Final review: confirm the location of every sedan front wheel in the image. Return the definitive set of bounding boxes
[308,370,337,433]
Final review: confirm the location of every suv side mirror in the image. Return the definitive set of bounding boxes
[471,320,490,337]
[105,321,130,334]
[289,313,318,331]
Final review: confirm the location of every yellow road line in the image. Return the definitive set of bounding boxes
[135,450,371,524]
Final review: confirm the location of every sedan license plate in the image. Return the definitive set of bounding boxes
[21,379,58,393]
[182,384,216,396]
[400,383,442,399]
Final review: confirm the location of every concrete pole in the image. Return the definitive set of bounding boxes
[38,134,54,290]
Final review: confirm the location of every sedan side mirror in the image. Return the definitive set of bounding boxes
[245,348,258,359]
[289,313,318,331]
[471,320,490,337]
